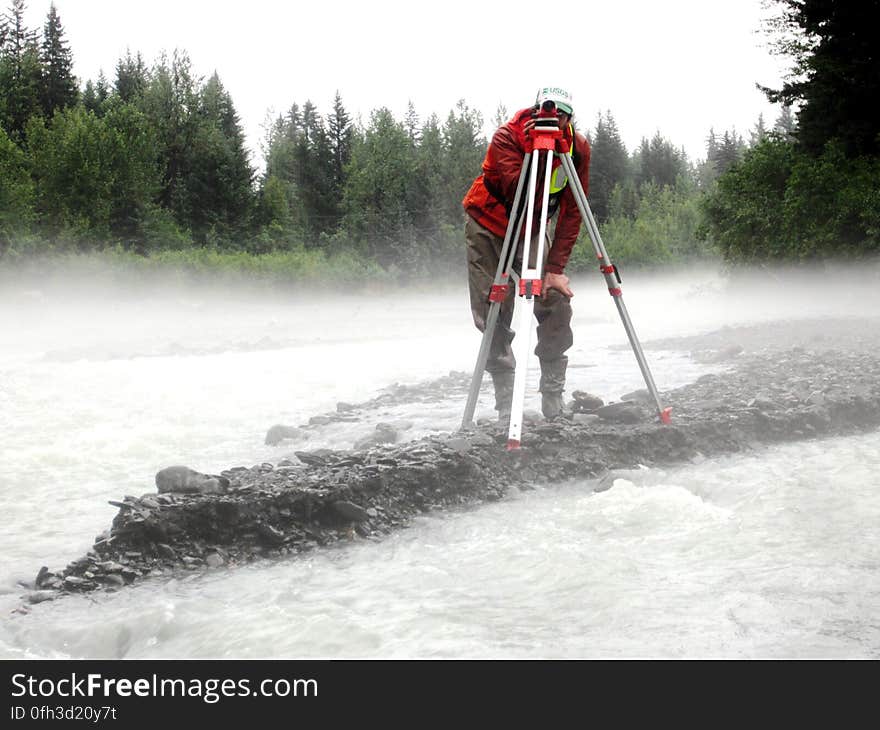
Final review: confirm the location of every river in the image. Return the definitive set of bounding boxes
[1,261,878,658]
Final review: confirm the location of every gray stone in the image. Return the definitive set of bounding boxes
[155,466,229,495]
[257,523,286,545]
[692,344,744,363]
[572,413,601,425]
[95,561,125,572]
[445,436,472,453]
[205,553,225,568]
[571,391,605,411]
[353,424,399,450]
[265,424,302,446]
[620,389,652,404]
[27,590,57,604]
[333,500,370,522]
[34,566,50,589]
[595,402,642,424]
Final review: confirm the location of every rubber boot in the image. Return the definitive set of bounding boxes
[490,370,515,426]
[539,357,568,420]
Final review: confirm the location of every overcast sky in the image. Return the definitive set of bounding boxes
[24,0,791,167]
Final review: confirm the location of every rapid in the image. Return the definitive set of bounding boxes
[1,262,879,658]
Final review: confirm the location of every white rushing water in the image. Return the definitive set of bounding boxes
[1,262,879,658]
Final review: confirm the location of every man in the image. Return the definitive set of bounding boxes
[462,87,591,423]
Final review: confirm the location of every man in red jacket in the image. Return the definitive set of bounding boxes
[462,87,591,424]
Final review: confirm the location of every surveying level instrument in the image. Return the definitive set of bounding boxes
[461,101,672,448]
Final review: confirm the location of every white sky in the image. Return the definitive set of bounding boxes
[25,0,790,167]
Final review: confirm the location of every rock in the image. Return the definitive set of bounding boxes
[309,415,332,426]
[595,401,642,424]
[265,424,302,446]
[256,523,286,545]
[205,553,225,568]
[571,391,604,412]
[572,413,600,425]
[336,402,356,412]
[62,575,94,590]
[353,423,400,450]
[333,500,370,522]
[523,409,542,424]
[294,450,333,466]
[95,561,125,572]
[34,566,50,589]
[620,389,652,404]
[156,543,176,560]
[155,466,229,495]
[99,574,125,587]
[445,436,472,453]
[692,344,744,364]
[806,390,826,406]
[27,590,57,604]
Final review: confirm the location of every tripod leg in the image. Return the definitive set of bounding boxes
[558,154,672,424]
[507,148,556,449]
[461,154,533,429]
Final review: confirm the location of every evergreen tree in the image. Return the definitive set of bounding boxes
[749,114,768,147]
[773,105,796,139]
[114,49,147,102]
[139,50,201,227]
[762,0,880,156]
[342,106,421,266]
[185,71,254,242]
[634,132,688,189]
[491,102,508,129]
[0,123,33,252]
[81,69,110,116]
[413,112,443,231]
[588,110,630,223]
[0,0,43,139]
[39,2,77,116]
[403,99,419,144]
[440,99,485,225]
[327,91,352,199]
[710,129,746,175]
[293,99,336,236]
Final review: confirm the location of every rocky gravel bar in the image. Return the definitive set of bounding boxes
[25,331,880,603]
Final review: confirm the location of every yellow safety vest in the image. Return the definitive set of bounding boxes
[549,124,574,194]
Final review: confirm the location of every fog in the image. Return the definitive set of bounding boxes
[1,258,879,658]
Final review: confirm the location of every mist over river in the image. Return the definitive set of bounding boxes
[2,262,879,658]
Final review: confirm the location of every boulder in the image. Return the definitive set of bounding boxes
[265,424,302,446]
[155,466,229,495]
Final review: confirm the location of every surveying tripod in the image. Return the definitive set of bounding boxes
[461,103,672,449]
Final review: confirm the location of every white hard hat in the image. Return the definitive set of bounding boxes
[536,86,573,115]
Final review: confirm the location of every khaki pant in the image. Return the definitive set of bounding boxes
[465,215,573,375]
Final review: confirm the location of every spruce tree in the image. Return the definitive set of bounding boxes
[327,91,352,199]
[762,0,880,156]
[40,2,77,116]
[588,110,630,223]
[114,49,147,102]
[0,0,43,138]
[403,99,419,144]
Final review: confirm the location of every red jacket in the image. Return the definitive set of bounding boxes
[463,107,591,274]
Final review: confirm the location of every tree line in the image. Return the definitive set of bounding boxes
[699,0,880,261]
[3,0,875,275]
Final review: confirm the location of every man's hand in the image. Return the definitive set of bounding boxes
[543,271,573,298]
